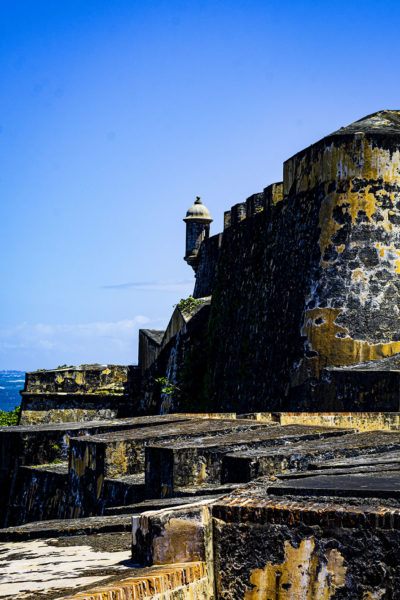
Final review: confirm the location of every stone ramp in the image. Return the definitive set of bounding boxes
[104,495,219,516]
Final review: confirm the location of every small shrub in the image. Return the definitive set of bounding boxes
[0,405,21,426]
[175,297,203,315]
[154,377,180,396]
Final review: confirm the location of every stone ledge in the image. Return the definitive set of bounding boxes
[0,514,133,541]
[212,496,400,529]
[65,562,208,600]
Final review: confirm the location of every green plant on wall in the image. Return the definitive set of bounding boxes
[154,377,180,396]
[0,405,21,426]
[175,297,203,315]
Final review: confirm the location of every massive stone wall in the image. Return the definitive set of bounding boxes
[179,111,400,414]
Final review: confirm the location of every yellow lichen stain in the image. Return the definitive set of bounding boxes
[318,186,383,265]
[302,307,400,375]
[244,537,346,600]
[96,474,104,499]
[272,183,284,205]
[161,484,172,498]
[285,139,400,265]
[395,260,400,274]
[362,591,386,600]
[74,371,84,385]
[337,244,345,254]
[195,461,207,485]
[351,269,367,282]
[285,139,400,197]
[278,412,400,432]
[106,442,128,478]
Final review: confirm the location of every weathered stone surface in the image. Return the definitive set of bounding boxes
[138,330,164,374]
[6,463,69,526]
[65,562,210,600]
[0,534,134,599]
[68,418,266,517]
[269,470,400,499]
[0,415,194,527]
[104,494,226,516]
[145,424,349,497]
[20,364,141,425]
[157,111,400,414]
[0,513,133,541]
[132,501,214,567]
[139,301,213,414]
[213,495,400,599]
[256,410,400,431]
[223,429,400,482]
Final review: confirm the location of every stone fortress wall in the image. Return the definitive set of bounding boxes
[4,111,400,599]
[156,110,400,415]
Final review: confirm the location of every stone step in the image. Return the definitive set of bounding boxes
[222,430,400,483]
[308,449,400,470]
[268,471,400,499]
[102,474,146,513]
[104,494,225,515]
[5,462,69,527]
[238,411,400,432]
[145,425,350,497]
[68,418,271,515]
[0,414,199,527]
[0,513,133,541]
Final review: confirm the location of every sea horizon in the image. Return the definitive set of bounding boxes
[0,370,25,412]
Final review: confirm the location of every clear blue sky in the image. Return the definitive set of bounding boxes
[1,0,400,371]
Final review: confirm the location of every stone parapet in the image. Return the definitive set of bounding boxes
[241,411,400,431]
[19,364,141,425]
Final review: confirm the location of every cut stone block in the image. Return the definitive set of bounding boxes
[145,424,349,497]
[212,488,400,599]
[68,418,268,516]
[132,499,214,568]
[5,463,68,527]
[222,430,400,483]
[0,414,195,527]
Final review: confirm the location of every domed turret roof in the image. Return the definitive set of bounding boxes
[184,196,213,222]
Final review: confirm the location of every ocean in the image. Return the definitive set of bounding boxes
[0,371,25,412]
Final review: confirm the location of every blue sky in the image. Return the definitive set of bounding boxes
[1,0,400,370]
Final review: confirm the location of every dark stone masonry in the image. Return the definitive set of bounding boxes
[5,111,400,599]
